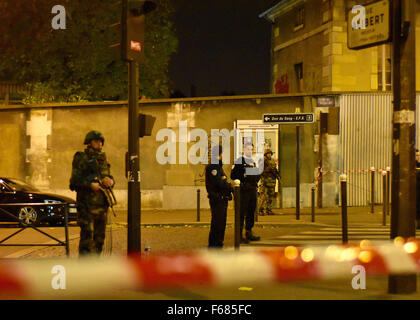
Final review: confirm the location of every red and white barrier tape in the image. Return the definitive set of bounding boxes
[314,167,392,189]
[0,237,419,298]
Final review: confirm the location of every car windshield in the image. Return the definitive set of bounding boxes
[1,178,39,192]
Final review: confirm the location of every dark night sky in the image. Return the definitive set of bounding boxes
[169,0,278,98]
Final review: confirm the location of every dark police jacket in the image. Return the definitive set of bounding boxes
[205,162,232,201]
[231,157,261,191]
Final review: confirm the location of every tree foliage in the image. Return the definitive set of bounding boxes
[0,0,178,102]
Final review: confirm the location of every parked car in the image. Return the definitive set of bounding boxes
[0,177,78,226]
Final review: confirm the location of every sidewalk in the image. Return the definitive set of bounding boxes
[11,205,392,260]
[116,205,391,228]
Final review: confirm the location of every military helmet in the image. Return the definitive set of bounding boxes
[264,149,273,156]
[84,130,105,145]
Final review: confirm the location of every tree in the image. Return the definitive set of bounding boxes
[0,0,177,102]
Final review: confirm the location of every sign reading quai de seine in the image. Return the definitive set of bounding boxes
[263,113,314,124]
[348,0,391,50]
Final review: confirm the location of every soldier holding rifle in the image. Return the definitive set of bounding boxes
[70,131,115,256]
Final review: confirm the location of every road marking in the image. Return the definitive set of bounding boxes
[254,226,420,247]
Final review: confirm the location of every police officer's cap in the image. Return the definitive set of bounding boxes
[84,130,105,145]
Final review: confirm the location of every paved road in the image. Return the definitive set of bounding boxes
[254,225,420,246]
[5,208,420,300]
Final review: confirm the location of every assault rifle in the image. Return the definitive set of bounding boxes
[87,157,117,217]
[95,178,117,217]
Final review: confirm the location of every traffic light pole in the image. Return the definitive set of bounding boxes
[127,60,141,254]
[388,0,416,294]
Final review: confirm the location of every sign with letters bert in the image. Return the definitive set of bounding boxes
[348,0,391,50]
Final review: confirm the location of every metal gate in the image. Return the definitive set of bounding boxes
[339,93,393,206]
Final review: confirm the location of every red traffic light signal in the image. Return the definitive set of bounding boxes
[123,0,156,63]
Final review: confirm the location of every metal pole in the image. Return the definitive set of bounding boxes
[311,186,315,223]
[296,126,300,220]
[340,174,348,244]
[318,113,327,208]
[370,167,375,213]
[233,180,241,250]
[386,166,391,216]
[127,60,141,254]
[277,126,282,209]
[197,189,200,222]
[382,171,387,226]
[389,0,417,294]
[64,204,70,258]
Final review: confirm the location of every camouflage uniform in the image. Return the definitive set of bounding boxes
[260,150,280,215]
[70,131,113,255]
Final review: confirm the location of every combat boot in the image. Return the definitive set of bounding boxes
[246,230,260,241]
[240,237,249,244]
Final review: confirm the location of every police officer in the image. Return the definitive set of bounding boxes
[259,149,280,215]
[231,142,261,243]
[206,145,233,248]
[70,131,114,255]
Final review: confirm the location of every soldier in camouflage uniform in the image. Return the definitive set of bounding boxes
[70,131,114,256]
[259,149,280,215]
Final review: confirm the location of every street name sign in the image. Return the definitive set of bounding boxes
[263,113,314,124]
[348,0,391,50]
[317,96,335,107]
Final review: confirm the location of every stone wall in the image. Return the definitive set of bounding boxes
[0,94,334,209]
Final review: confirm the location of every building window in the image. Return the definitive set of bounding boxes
[322,0,332,24]
[294,6,304,31]
[294,63,304,92]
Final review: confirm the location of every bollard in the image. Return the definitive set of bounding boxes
[386,166,391,216]
[311,186,316,223]
[233,180,241,250]
[196,189,200,222]
[340,174,348,244]
[64,204,70,258]
[296,126,301,220]
[370,167,375,213]
[382,171,387,226]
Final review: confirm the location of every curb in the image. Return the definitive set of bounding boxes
[114,221,332,228]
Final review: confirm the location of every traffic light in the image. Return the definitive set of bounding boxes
[123,0,156,63]
[109,1,156,63]
[138,113,156,137]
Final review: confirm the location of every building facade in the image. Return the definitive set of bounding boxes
[260,0,420,94]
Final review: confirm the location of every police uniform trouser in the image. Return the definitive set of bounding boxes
[78,205,108,255]
[262,185,276,211]
[208,197,228,248]
[240,187,257,235]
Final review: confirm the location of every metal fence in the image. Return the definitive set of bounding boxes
[339,93,393,206]
[339,93,419,206]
